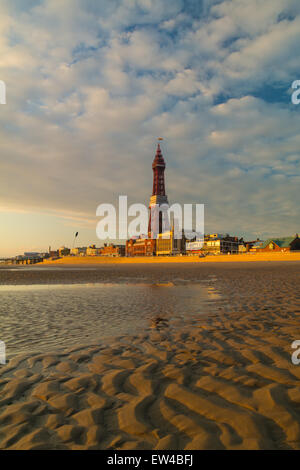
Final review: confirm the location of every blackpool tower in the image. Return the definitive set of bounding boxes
[148,142,169,236]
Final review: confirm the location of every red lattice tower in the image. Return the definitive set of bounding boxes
[148,143,169,236]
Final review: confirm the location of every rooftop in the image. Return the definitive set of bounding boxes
[261,237,295,249]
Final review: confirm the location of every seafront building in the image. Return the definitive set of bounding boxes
[49,249,59,258]
[203,234,240,255]
[100,243,125,257]
[258,235,300,252]
[58,246,70,256]
[248,241,264,252]
[186,237,205,255]
[156,229,185,256]
[71,244,125,257]
[86,245,102,256]
[11,252,49,264]
[70,247,87,256]
[186,234,240,255]
[126,237,156,257]
[240,239,262,252]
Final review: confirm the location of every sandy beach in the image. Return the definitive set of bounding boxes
[0,261,300,450]
[40,252,300,265]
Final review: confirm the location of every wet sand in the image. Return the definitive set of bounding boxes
[1,259,300,285]
[0,262,300,449]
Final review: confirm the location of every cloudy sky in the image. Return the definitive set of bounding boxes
[0,0,299,256]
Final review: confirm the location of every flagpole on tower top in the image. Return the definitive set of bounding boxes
[157,137,163,150]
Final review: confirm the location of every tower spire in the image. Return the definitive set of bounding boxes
[148,140,169,236]
[152,142,166,195]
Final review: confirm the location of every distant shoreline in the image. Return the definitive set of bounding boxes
[40,252,300,265]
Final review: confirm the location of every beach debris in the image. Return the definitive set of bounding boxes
[150,316,169,329]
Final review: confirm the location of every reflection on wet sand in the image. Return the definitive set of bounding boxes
[0,281,219,358]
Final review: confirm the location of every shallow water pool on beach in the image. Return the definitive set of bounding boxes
[0,282,220,358]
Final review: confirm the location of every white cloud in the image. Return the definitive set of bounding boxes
[0,0,299,254]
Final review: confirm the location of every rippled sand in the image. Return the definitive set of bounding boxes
[0,262,300,449]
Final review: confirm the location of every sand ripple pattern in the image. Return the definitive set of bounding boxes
[1,310,300,449]
[1,263,300,449]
